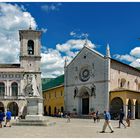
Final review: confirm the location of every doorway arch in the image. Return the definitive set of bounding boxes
[79,86,90,115]
[7,102,19,116]
[48,106,51,116]
[110,97,123,118]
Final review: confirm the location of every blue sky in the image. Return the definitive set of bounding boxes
[0,2,140,77]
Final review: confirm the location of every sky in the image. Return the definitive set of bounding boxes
[0,2,140,78]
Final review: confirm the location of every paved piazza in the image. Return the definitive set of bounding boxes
[0,117,140,138]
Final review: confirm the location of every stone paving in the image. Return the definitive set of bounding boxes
[0,116,140,138]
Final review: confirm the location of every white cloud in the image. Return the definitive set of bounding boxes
[114,46,140,68]
[41,48,68,78]
[56,39,96,54]
[41,28,48,33]
[0,3,37,64]
[114,54,136,62]
[0,3,96,78]
[69,31,89,39]
[130,47,140,58]
[41,38,96,78]
[70,31,76,36]
[41,3,62,12]
[130,59,140,67]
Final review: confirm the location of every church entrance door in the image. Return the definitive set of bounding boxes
[82,98,89,114]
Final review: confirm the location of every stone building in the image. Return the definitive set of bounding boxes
[64,43,140,119]
[0,28,42,117]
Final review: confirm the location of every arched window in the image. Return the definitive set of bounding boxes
[120,78,126,88]
[0,82,5,96]
[11,82,18,96]
[27,40,34,55]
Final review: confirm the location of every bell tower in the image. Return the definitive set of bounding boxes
[19,28,44,118]
[19,29,42,72]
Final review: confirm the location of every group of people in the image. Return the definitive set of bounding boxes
[0,109,12,128]
[100,109,131,133]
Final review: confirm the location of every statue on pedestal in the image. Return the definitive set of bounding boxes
[24,74,40,97]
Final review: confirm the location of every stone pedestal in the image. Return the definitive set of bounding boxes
[12,97,55,126]
[26,97,43,119]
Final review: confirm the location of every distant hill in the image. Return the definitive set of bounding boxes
[42,75,64,91]
[41,78,54,85]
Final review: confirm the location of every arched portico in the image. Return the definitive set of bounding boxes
[110,90,140,119]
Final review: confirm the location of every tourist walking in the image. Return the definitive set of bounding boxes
[4,109,12,127]
[100,110,114,133]
[92,112,96,123]
[0,110,5,128]
[126,109,131,127]
[96,110,100,122]
[118,109,126,128]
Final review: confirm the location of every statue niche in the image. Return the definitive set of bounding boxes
[91,84,96,97]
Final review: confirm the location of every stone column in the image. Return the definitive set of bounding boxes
[4,106,7,113]
[131,105,135,119]
[131,99,136,120]
[123,104,128,119]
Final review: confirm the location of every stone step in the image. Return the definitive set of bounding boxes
[12,120,56,126]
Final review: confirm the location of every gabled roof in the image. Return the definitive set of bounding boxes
[42,74,64,92]
[66,46,105,68]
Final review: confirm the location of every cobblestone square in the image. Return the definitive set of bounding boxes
[0,117,140,138]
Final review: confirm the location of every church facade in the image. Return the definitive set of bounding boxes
[64,43,140,119]
[0,28,42,117]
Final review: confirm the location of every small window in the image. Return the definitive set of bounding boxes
[84,55,86,59]
[11,82,18,96]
